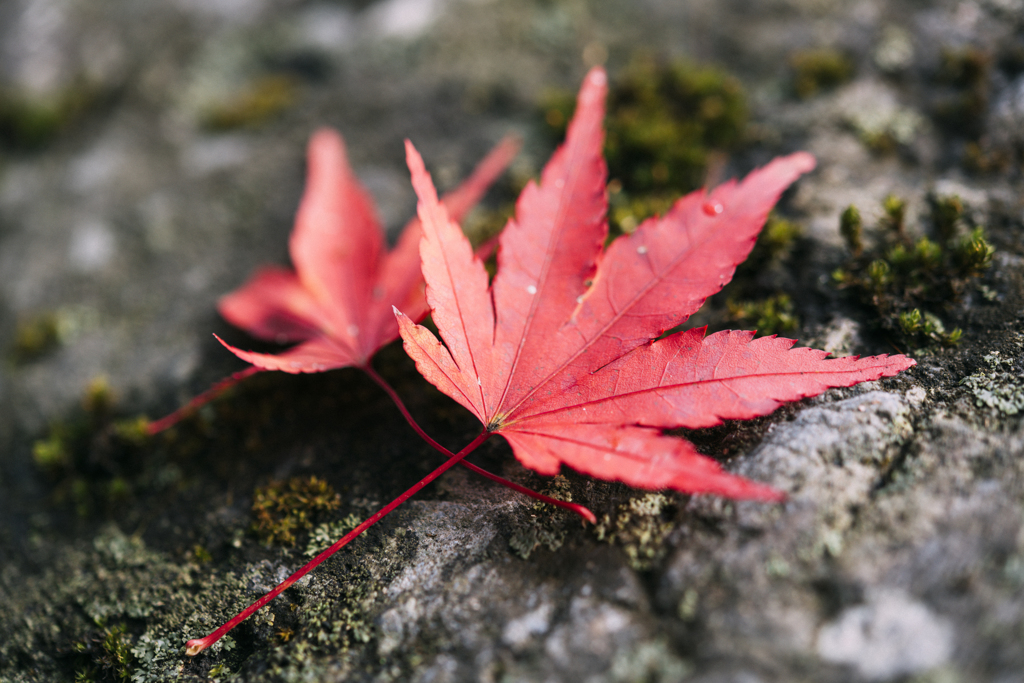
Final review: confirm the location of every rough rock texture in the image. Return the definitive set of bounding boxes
[2,0,1024,681]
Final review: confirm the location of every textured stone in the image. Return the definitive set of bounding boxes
[2,0,1024,681]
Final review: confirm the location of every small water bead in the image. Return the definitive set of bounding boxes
[637,245,648,254]
[703,202,724,216]
[527,285,537,294]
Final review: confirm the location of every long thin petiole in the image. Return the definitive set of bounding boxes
[362,365,596,524]
[146,366,261,435]
[148,363,592,521]
[186,429,491,657]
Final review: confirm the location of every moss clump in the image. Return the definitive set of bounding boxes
[508,475,576,560]
[833,193,994,349]
[595,493,675,571]
[933,46,991,139]
[73,623,133,682]
[0,86,92,150]
[201,75,298,131]
[541,56,747,236]
[11,311,62,363]
[710,213,805,337]
[789,48,855,99]
[727,294,798,337]
[250,475,342,546]
[30,378,154,518]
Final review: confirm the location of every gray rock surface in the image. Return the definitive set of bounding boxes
[2,0,1024,681]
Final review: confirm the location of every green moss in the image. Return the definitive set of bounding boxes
[540,56,747,236]
[191,544,213,564]
[0,86,92,150]
[789,48,855,99]
[840,205,863,256]
[594,493,675,571]
[33,429,72,472]
[708,213,804,336]
[933,46,990,139]
[726,294,798,337]
[100,624,133,681]
[607,183,676,235]
[29,378,155,518]
[11,311,61,363]
[72,623,133,682]
[250,476,342,546]
[508,475,575,560]
[201,75,298,131]
[741,213,803,274]
[832,193,994,349]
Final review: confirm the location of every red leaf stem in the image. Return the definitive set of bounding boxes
[185,429,491,657]
[361,364,596,523]
[146,366,261,435]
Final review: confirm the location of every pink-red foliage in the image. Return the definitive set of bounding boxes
[218,128,519,372]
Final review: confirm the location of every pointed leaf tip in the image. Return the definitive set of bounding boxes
[405,140,445,213]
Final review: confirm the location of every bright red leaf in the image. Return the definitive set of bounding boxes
[217,127,520,373]
[396,67,915,500]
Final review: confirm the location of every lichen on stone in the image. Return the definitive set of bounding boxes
[595,493,676,571]
[960,348,1024,415]
[508,475,576,560]
[304,513,362,558]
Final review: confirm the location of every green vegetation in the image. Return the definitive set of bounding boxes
[250,475,342,546]
[541,56,747,235]
[934,46,990,139]
[960,343,1024,415]
[0,87,92,150]
[305,514,362,558]
[929,45,1010,172]
[718,213,805,337]
[727,294,798,337]
[201,75,298,131]
[73,623,134,682]
[508,475,576,560]
[833,193,994,349]
[30,377,154,518]
[789,48,855,99]
[11,311,62,363]
[595,493,676,571]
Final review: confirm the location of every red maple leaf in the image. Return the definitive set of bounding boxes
[216,127,520,373]
[396,67,915,500]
